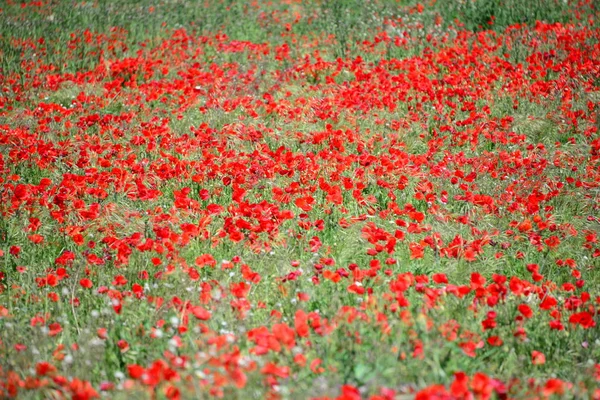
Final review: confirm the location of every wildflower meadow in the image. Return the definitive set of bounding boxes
[1,0,599,399]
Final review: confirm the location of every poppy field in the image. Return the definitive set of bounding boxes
[1,0,600,399]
